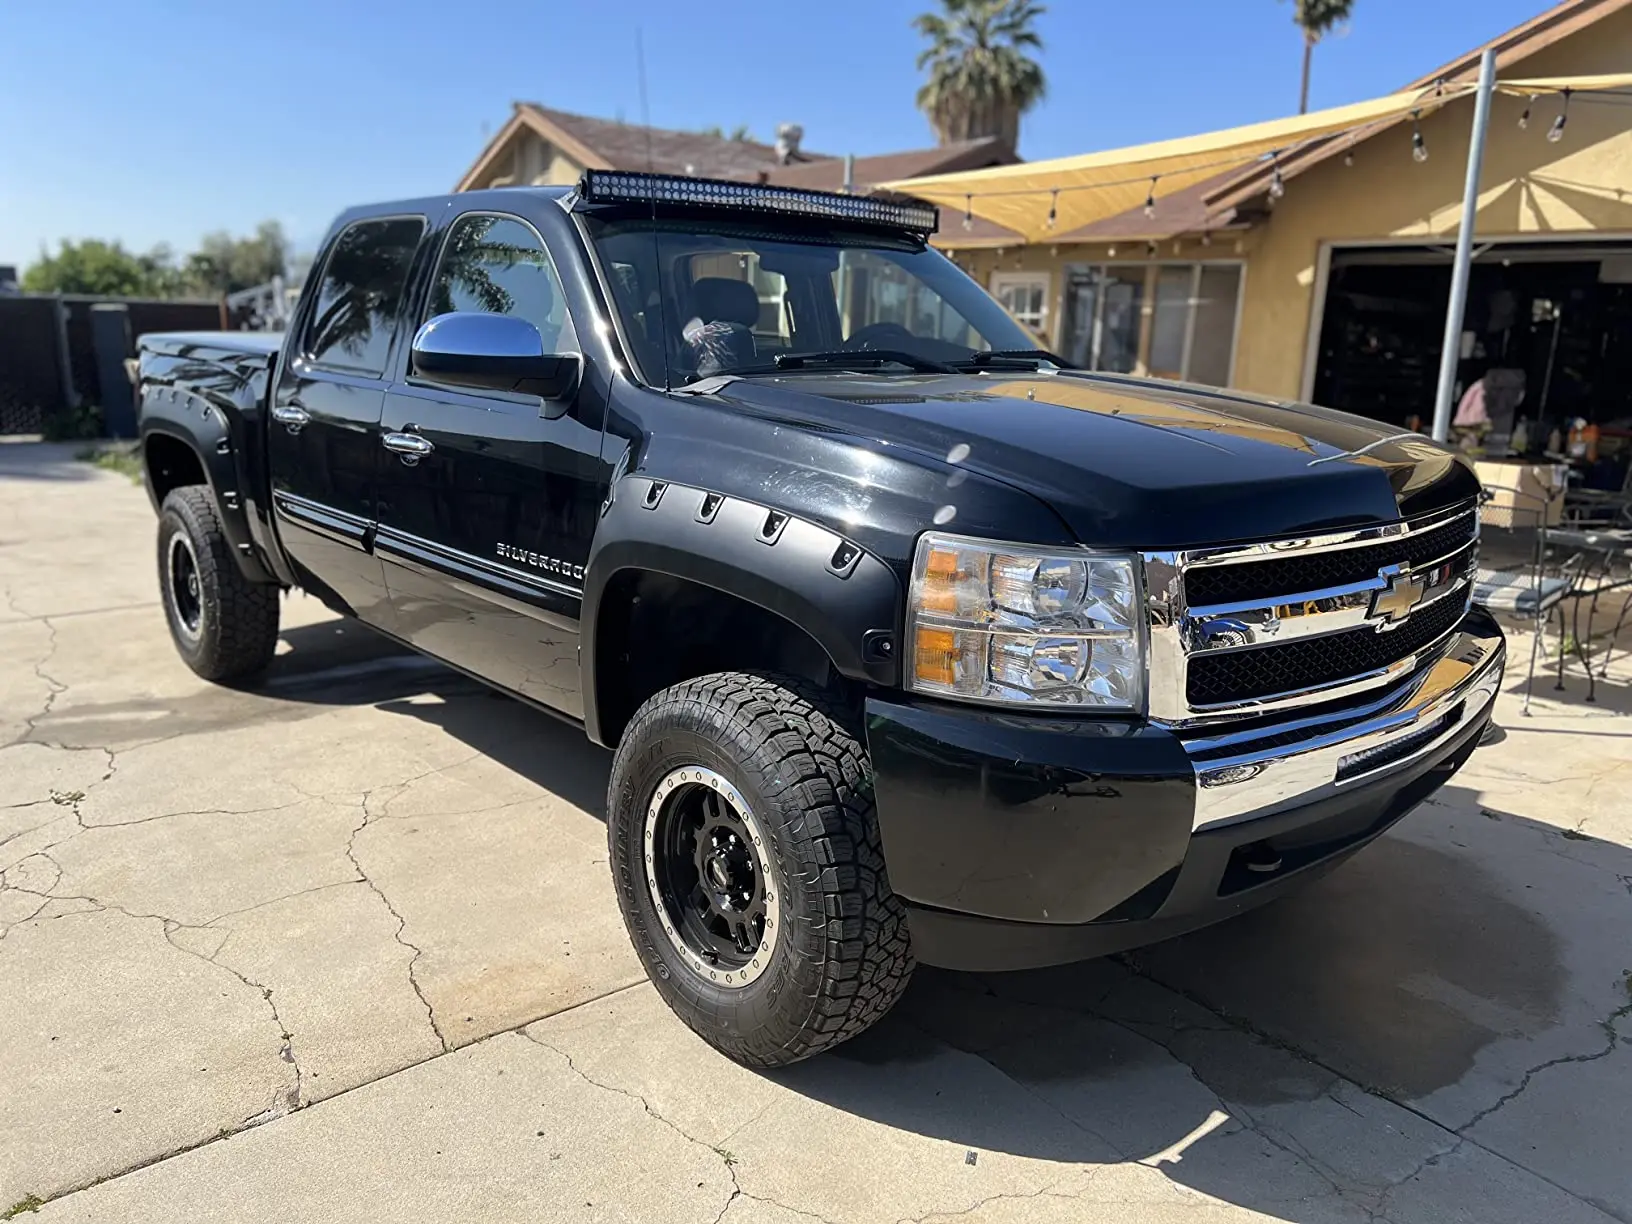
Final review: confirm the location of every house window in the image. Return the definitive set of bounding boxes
[989,272,1051,339]
[1062,262,1243,386]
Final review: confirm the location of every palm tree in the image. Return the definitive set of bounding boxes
[1285,0,1355,114]
[914,0,1047,150]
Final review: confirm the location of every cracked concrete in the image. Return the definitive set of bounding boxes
[3,440,1631,1222]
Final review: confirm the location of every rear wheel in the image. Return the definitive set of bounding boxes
[608,672,914,1067]
[157,487,280,683]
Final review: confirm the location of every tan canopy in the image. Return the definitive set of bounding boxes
[880,87,1466,243]
[882,73,1632,244]
[1497,72,1632,94]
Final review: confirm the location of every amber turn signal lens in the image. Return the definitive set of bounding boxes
[917,546,962,614]
[913,626,960,687]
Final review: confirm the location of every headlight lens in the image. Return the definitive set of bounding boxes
[908,533,1144,710]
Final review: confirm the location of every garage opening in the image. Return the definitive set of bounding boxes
[1311,241,1632,492]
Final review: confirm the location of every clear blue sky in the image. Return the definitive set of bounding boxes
[0,0,1546,268]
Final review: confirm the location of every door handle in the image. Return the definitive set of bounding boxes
[271,403,310,434]
[382,431,435,467]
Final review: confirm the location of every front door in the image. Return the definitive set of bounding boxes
[268,215,427,624]
[375,212,608,719]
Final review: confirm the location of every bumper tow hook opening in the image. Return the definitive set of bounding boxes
[1240,842,1283,874]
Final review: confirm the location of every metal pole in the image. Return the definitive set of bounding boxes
[1431,47,1498,442]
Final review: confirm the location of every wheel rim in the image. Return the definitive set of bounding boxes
[643,767,780,988]
[166,532,203,642]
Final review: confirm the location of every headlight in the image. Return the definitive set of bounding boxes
[907,532,1145,711]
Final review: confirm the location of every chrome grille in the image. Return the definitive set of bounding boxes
[1184,513,1478,608]
[1186,589,1469,706]
[1143,501,1479,723]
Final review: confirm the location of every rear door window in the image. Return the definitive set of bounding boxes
[303,217,426,375]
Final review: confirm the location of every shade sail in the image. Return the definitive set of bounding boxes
[881,86,1468,242]
[1497,73,1632,94]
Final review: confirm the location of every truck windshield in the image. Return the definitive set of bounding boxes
[581,217,1038,386]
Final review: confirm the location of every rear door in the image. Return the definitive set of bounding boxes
[375,210,608,719]
[267,214,427,624]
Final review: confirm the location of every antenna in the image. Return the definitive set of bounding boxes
[635,28,654,171]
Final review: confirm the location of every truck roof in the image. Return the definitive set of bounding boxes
[333,186,575,228]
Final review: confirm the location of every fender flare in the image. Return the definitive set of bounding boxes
[581,476,903,746]
[138,385,278,586]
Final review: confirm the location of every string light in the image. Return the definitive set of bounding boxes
[1144,177,1158,220]
[1146,240,1157,257]
[963,194,973,231]
[1046,188,1058,230]
[1548,90,1571,143]
[1411,110,1428,162]
[1518,95,1534,129]
[1200,231,1212,247]
[1268,155,1285,202]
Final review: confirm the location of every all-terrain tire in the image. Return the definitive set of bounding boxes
[608,671,914,1067]
[157,486,280,683]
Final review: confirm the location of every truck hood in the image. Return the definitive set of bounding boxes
[703,371,1479,549]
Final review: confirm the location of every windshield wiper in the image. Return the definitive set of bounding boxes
[952,349,1077,371]
[772,349,954,374]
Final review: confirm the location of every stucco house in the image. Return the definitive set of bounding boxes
[456,104,1017,195]
[937,0,1632,441]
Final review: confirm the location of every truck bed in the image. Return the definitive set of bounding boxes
[139,331,285,359]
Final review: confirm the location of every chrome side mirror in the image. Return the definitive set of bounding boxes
[411,312,580,406]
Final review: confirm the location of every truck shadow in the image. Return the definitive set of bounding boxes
[764,789,1632,1221]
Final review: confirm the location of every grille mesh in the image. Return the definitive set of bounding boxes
[1185,512,1477,607]
[1186,592,1468,707]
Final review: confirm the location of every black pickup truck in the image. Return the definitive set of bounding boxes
[136,172,1504,1068]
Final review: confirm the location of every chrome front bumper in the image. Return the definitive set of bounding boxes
[1180,616,1505,831]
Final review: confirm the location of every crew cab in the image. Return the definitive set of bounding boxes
[136,172,1504,1068]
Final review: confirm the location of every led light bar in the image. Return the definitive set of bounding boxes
[576,170,939,236]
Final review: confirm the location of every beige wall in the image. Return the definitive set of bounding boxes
[469,132,583,189]
[945,9,1632,403]
[1235,7,1632,400]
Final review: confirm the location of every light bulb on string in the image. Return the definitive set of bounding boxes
[1200,230,1212,248]
[1268,156,1285,202]
[1146,240,1157,258]
[1411,111,1428,163]
[1518,95,1534,129]
[1548,90,1571,143]
[1344,145,1354,168]
[1144,177,1158,220]
[1046,188,1058,230]
[963,194,973,231]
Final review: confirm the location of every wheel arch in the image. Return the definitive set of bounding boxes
[582,477,903,748]
[138,385,277,586]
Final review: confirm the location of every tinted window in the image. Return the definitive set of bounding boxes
[427,214,577,352]
[303,217,425,374]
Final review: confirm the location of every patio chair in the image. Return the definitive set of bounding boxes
[1563,457,1632,528]
[1473,484,1602,713]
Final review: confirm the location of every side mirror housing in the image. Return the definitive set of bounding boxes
[411,312,581,405]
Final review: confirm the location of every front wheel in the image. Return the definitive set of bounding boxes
[608,672,914,1067]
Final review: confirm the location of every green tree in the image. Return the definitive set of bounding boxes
[914,0,1046,150]
[21,239,171,296]
[1284,0,1354,114]
[183,220,289,296]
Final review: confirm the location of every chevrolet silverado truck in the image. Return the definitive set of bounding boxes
[136,172,1504,1068]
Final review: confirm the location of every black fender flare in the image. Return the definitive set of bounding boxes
[581,476,903,746]
[138,385,278,586]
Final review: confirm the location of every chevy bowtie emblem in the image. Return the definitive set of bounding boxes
[1368,568,1427,628]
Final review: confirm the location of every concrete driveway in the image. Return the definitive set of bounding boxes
[2,439,1629,1223]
